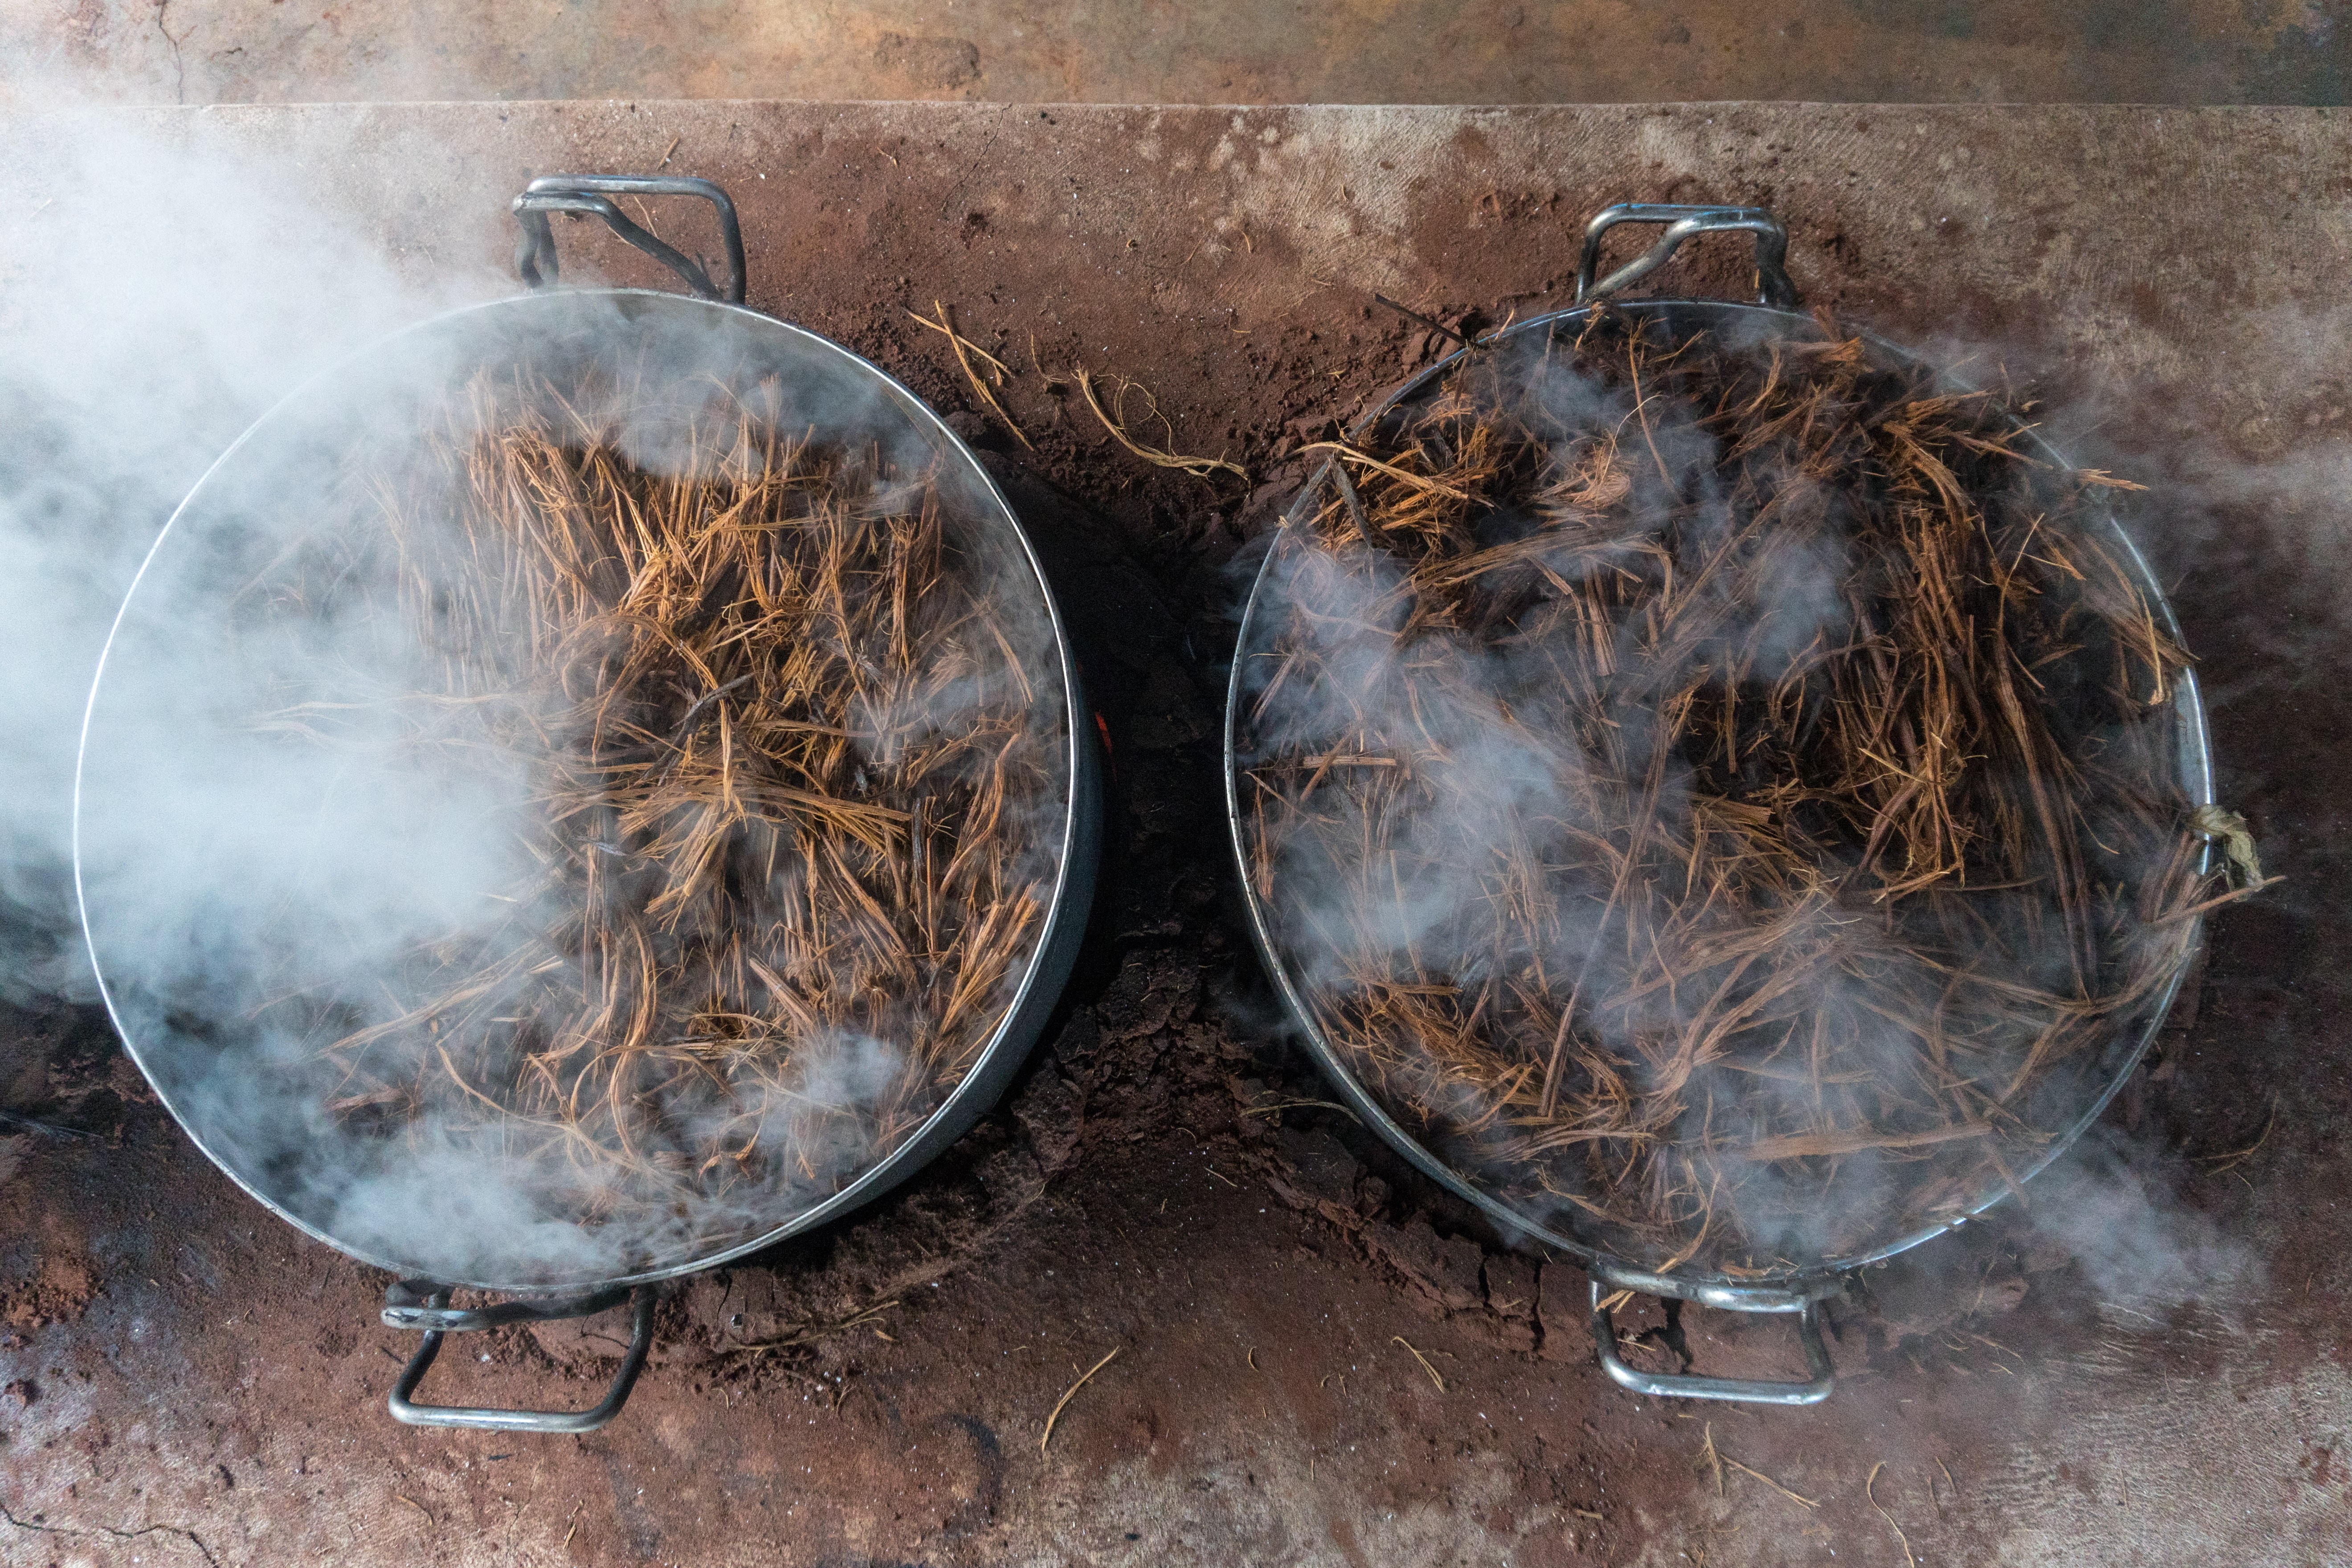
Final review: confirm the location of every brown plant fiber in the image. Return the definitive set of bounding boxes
[263,368,1063,1255]
[1239,310,2225,1273]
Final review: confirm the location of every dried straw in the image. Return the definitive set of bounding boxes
[271,364,1062,1252]
[1238,309,2239,1272]
[1074,368,1249,482]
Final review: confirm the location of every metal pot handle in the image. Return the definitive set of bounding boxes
[1575,202,1800,309]
[382,1280,658,1432]
[512,174,747,304]
[1586,1263,1836,1405]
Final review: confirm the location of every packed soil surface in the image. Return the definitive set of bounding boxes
[2,102,2348,1567]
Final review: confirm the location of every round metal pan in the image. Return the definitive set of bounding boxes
[74,177,1100,1429]
[1222,203,2213,1404]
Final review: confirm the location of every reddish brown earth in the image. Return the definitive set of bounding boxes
[1,102,2348,1566]
[16,0,2350,109]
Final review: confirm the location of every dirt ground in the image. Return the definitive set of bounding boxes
[3,102,2349,1566]
[13,0,2348,107]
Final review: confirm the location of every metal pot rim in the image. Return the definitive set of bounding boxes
[1221,294,2217,1304]
[74,286,1097,1294]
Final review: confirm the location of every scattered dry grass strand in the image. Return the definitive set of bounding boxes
[914,300,1032,449]
[1074,367,1249,482]
[1041,1346,1122,1456]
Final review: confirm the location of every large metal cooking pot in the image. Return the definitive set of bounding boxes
[1222,203,2214,1405]
[74,176,1101,1431]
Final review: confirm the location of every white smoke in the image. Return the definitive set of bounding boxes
[1235,318,2203,1273]
[0,106,501,1001]
[1,98,1072,1291]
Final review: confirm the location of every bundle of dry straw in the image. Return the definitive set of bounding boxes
[1240,309,2236,1272]
[260,368,1063,1244]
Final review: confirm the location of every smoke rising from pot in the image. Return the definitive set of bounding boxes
[5,101,1074,1290]
[1233,315,2215,1277]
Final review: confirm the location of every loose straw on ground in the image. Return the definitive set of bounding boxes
[724,1299,902,1359]
[1722,1454,1817,1510]
[1391,1335,1446,1391]
[2196,1094,2278,1174]
[1074,368,1248,482]
[1041,1347,1122,1455]
[1698,1422,1725,1497]
[1866,1462,1917,1567]
[912,300,1031,448]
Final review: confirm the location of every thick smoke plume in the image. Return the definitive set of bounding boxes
[0,107,489,995]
